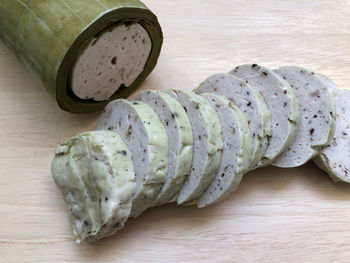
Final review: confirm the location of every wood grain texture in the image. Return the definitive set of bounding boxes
[1,0,350,262]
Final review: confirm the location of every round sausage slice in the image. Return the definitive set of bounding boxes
[195,73,271,169]
[136,90,193,204]
[197,93,252,208]
[230,64,299,166]
[97,100,168,217]
[314,88,350,183]
[166,90,223,205]
[273,66,336,168]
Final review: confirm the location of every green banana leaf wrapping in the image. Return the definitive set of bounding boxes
[0,0,163,113]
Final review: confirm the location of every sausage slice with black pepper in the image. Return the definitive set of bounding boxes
[272,66,336,167]
[194,73,271,170]
[97,100,168,217]
[230,64,299,166]
[166,90,223,205]
[197,93,252,207]
[314,88,350,183]
[136,90,193,204]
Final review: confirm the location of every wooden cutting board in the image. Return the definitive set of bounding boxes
[0,0,350,262]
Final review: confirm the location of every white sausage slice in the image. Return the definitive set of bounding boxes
[230,64,299,166]
[273,66,336,168]
[97,100,168,217]
[197,93,252,208]
[314,88,350,183]
[136,90,193,204]
[166,90,223,204]
[195,73,271,169]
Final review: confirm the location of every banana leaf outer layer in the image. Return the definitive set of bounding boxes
[0,0,163,113]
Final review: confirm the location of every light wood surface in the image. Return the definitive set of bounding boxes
[1,0,350,262]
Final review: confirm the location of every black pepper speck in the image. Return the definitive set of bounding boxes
[310,128,315,135]
[118,150,127,156]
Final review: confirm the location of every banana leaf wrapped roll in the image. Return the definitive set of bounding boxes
[0,0,163,113]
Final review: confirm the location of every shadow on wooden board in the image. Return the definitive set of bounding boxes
[71,162,349,258]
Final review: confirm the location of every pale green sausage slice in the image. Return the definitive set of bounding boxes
[273,66,336,168]
[166,90,223,204]
[230,64,299,166]
[314,88,350,183]
[136,90,193,205]
[97,100,168,217]
[197,93,252,208]
[195,73,271,170]
[51,131,136,243]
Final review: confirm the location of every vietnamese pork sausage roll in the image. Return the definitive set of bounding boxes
[0,0,163,113]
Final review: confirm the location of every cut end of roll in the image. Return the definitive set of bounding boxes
[71,23,152,102]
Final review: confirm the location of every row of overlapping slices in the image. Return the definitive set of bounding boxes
[51,64,349,243]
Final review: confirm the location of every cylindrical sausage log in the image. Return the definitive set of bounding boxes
[0,0,163,113]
